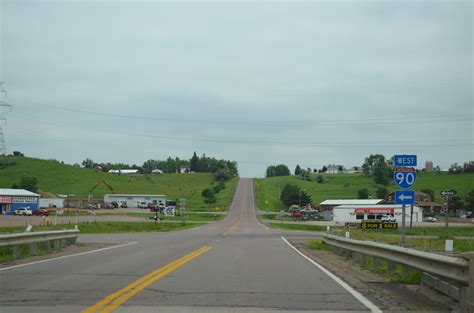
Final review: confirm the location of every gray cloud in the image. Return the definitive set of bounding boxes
[1,0,472,177]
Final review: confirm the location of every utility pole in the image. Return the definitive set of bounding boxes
[0,82,12,155]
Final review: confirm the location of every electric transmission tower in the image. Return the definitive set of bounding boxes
[0,82,12,155]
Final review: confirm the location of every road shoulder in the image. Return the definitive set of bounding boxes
[288,239,459,312]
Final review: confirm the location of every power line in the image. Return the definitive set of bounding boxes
[16,103,474,126]
[0,82,12,155]
[13,119,474,148]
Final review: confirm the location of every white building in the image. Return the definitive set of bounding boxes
[103,194,166,208]
[152,169,163,174]
[332,205,423,223]
[108,169,139,175]
[39,198,65,209]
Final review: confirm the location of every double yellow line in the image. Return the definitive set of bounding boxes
[82,246,212,313]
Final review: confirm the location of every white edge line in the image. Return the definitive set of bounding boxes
[0,241,138,272]
[281,236,382,313]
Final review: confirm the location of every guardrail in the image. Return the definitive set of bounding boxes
[323,233,474,312]
[0,230,79,259]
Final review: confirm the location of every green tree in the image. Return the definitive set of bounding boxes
[362,154,386,175]
[190,152,198,172]
[465,190,474,210]
[13,151,24,157]
[280,184,311,206]
[375,186,388,199]
[357,188,369,199]
[316,175,325,184]
[201,188,217,204]
[82,158,95,169]
[450,196,464,211]
[373,166,390,186]
[294,165,301,176]
[266,164,290,177]
[214,166,230,181]
[19,175,38,193]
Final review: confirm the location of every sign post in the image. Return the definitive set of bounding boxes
[440,190,456,238]
[394,154,417,246]
[179,199,186,225]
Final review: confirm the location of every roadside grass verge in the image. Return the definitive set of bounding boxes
[0,222,198,234]
[308,239,331,251]
[265,223,326,232]
[258,214,278,220]
[126,212,225,221]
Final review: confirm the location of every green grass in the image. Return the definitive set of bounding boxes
[0,156,238,211]
[259,214,278,220]
[126,212,225,221]
[254,172,474,212]
[0,221,198,234]
[265,222,326,232]
[0,246,14,262]
[308,239,331,251]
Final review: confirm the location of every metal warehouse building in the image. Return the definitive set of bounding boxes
[0,188,40,215]
[104,194,166,208]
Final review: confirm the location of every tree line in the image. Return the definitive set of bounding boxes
[82,152,238,179]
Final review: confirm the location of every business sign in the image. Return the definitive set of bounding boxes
[361,221,398,230]
[440,190,457,198]
[394,155,417,167]
[0,196,13,203]
[344,222,361,229]
[393,166,417,189]
[395,190,416,205]
[354,208,395,214]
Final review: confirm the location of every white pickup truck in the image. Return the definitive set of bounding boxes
[14,207,33,216]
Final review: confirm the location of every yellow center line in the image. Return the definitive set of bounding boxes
[223,184,247,235]
[82,246,212,313]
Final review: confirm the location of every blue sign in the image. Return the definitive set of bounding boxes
[394,155,417,167]
[395,190,416,205]
[393,166,417,189]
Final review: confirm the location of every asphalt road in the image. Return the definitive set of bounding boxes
[0,178,378,313]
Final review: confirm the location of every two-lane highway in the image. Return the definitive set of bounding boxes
[0,178,378,312]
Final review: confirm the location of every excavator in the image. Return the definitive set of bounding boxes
[89,180,115,194]
[88,180,116,209]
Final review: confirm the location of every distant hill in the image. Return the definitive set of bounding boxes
[255,172,474,212]
[0,156,237,211]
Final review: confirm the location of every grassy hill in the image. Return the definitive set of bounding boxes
[0,157,238,211]
[255,172,474,212]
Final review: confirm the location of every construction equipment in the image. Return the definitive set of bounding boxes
[89,180,115,194]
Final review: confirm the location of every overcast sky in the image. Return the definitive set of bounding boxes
[0,0,472,177]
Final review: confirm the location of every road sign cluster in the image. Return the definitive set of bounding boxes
[393,155,417,205]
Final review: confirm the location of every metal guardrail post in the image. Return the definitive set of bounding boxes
[461,252,474,313]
